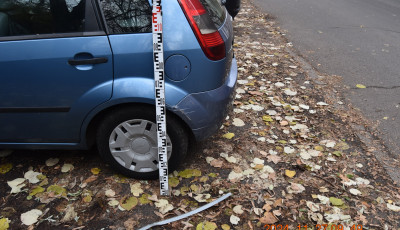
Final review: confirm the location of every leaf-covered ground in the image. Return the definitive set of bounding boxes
[1,0,400,229]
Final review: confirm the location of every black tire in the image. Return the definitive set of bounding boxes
[96,106,188,180]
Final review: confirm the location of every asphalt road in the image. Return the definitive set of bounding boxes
[253,0,400,159]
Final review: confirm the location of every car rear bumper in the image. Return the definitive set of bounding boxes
[172,57,237,141]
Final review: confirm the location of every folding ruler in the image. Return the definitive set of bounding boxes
[152,0,169,196]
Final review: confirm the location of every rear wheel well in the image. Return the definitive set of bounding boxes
[85,103,195,149]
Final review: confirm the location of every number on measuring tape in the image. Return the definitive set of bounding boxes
[152,0,169,196]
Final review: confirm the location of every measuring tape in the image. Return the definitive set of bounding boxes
[152,0,169,196]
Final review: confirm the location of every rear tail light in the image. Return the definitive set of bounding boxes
[178,0,226,61]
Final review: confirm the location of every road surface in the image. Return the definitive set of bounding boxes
[253,0,400,162]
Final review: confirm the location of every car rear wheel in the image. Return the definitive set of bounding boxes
[96,106,188,179]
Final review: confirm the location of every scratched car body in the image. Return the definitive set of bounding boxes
[0,0,237,179]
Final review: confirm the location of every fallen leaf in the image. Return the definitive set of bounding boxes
[139,194,152,204]
[317,102,329,106]
[61,205,77,223]
[20,209,42,225]
[24,170,42,184]
[284,88,297,96]
[317,195,330,204]
[178,169,201,178]
[61,163,74,173]
[130,183,143,197]
[330,197,344,206]
[228,171,243,181]
[284,146,295,154]
[45,158,59,167]
[210,159,224,168]
[155,199,173,214]
[267,155,281,164]
[285,170,296,178]
[169,177,180,187]
[0,163,12,174]
[108,199,119,207]
[233,205,244,215]
[287,183,305,194]
[307,201,320,212]
[222,133,235,139]
[349,188,361,196]
[387,203,400,212]
[230,215,240,225]
[105,189,116,198]
[28,186,45,200]
[220,153,237,163]
[196,222,217,230]
[262,115,273,122]
[120,197,138,211]
[0,218,9,230]
[259,212,278,224]
[47,185,67,197]
[194,194,211,203]
[221,224,231,230]
[91,168,101,175]
[7,178,26,194]
[356,84,366,89]
[232,118,245,127]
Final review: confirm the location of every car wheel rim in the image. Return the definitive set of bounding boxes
[108,119,172,173]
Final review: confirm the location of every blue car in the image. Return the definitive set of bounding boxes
[0,0,237,179]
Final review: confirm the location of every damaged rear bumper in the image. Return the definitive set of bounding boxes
[172,58,237,141]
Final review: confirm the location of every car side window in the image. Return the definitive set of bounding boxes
[0,0,86,37]
[100,0,152,34]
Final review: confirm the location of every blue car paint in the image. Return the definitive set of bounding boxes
[0,36,113,143]
[0,0,237,149]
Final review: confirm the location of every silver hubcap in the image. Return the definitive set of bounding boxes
[109,119,172,173]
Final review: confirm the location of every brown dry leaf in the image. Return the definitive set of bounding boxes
[210,159,224,168]
[262,204,272,212]
[83,175,98,184]
[124,218,137,230]
[259,212,278,224]
[267,155,281,164]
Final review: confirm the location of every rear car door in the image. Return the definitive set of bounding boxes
[0,0,113,144]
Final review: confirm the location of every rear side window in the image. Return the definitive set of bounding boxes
[0,0,86,37]
[199,0,226,28]
[100,0,152,34]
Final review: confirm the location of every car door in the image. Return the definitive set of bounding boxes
[0,0,113,144]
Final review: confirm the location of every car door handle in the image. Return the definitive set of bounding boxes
[68,57,108,65]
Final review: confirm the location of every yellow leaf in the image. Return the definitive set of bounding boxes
[28,186,45,200]
[168,177,180,187]
[196,221,217,230]
[0,163,12,174]
[178,169,202,178]
[120,197,138,211]
[47,185,67,197]
[83,194,92,203]
[139,194,152,205]
[314,146,324,151]
[262,115,273,122]
[285,170,296,178]
[223,133,235,139]
[221,224,231,230]
[0,218,9,230]
[91,168,101,175]
[356,84,366,89]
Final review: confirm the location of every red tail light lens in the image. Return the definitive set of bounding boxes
[178,0,226,61]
